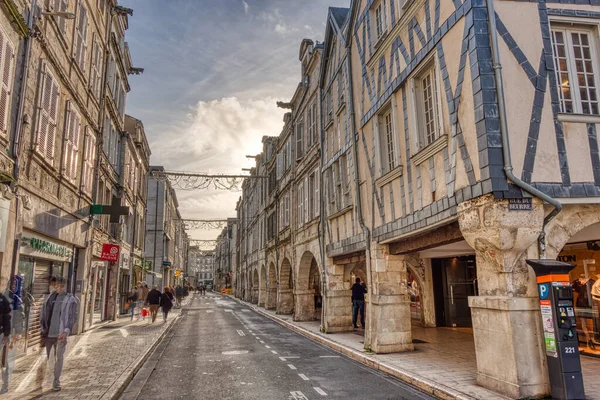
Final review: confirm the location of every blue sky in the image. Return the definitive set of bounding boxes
[121,0,349,239]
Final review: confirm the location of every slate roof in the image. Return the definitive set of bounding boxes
[330,7,349,29]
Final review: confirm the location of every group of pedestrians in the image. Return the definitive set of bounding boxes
[196,284,206,295]
[127,282,192,323]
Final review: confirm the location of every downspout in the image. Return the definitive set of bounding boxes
[152,179,159,286]
[346,38,373,341]
[8,0,37,283]
[486,0,561,258]
[318,84,327,331]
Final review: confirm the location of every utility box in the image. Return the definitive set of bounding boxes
[527,259,585,400]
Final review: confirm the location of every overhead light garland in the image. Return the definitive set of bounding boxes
[175,219,230,230]
[189,239,218,249]
[152,170,267,191]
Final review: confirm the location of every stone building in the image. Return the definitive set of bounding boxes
[0,0,141,352]
[231,0,600,398]
[144,166,186,289]
[213,218,237,291]
[189,247,214,288]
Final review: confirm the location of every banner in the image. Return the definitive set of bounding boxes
[100,244,120,262]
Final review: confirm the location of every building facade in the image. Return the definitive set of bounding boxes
[213,218,237,291]
[188,247,214,288]
[230,1,600,398]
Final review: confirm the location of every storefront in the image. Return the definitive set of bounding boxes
[557,241,600,357]
[118,251,131,315]
[17,231,73,352]
[86,261,108,327]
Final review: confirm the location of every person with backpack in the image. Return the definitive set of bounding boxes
[161,287,174,322]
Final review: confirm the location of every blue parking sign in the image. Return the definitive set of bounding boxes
[538,283,550,300]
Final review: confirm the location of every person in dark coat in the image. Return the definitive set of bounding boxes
[351,277,367,329]
[145,285,161,323]
[161,287,174,322]
[0,290,11,393]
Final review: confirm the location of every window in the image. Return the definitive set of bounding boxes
[296,118,304,158]
[375,3,386,39]
[551,26,600,115]
[63,103,81,181]
[82,129,95,194]
[37,66,60,162]
[90,39,103,100]
[384,110,395,171]
[0,28,15,135]
[297,182,304,227]
[52,0,69,34]
[413,62,442,150]
[75,2,88,70]
[314,168,320,217]
[308,101,317,146]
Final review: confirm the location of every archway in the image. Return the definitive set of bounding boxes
[252,268,259,304]
[266,262,277,309]
[258,265,266,307]
[295,251,321,321]
[278,258,294,314]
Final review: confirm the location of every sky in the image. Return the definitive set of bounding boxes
[121,0,350,241]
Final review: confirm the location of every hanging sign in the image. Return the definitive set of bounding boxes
[100,244,120,262]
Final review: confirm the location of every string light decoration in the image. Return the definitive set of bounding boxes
[189,239,218,249]
[152,170,267,191]
[175,219,230,230]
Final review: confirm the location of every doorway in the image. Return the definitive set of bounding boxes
[432,256,477,327]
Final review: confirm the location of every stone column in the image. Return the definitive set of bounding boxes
[277,288,294,314]
[458,194,549,399]
[323,264,353,332]
[365,243,413,353]
[265,286,277,309]
[293,289,315,321]
[258,287,266,307]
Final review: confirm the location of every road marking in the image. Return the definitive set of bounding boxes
[265,345,271,349]
[224,309,233,312]
[283,356,300,358]
[237,330,245,336]
[271,350,278,354]
[242,309,251,312]
[119,328,129,338]
[206,310,214,313]
[298,374,309,381]
[255,337,260,340]
[288,364,297,370]
[314,387,327,396]
[260,340,265,344]
[222,350,249,355]
[319,355,340,358]
[289,391,309,400]
[279,357,287,361]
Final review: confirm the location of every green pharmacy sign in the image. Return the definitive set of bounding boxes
[22,237,73,258]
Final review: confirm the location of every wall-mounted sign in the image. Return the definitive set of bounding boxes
[100,244,120,262]
[175,270,181,277]
[508,198,532,211]
[162,261,172,267]
[22,236,73,259]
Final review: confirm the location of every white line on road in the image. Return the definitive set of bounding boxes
[259,341,265,344]
[319,355,340,358]
[298,374,309,381]
[237,330,245,336]
[287,364,297,370]
[206,310,214,313]
[119,328,129,338]
[289,391,309,400]
[284,356,300,358]
[279,357,287,361]
[271,350,278,354]
[314,387,328,396]
[265,345,271,349]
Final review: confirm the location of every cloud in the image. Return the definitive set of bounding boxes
[242,0,249,14]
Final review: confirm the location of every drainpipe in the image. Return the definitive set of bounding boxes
[346,42,373,337]
[486,0,561,258]
[318,84,327,331]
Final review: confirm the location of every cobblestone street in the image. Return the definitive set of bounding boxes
[3,304,186,399]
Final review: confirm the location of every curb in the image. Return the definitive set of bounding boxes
[100,302,188,400]
[226,295,479,400]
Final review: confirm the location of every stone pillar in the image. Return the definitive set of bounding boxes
[293,289,315,321]
[265,287,277,309]
[365,244,413,353]
[323,264,353,332]
[277,288,294,314]
[258,287,266,307]
[458,194,549,399]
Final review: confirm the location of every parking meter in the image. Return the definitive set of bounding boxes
[526,259,585,400]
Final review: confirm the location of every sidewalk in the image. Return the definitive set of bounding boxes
[2,297,191,400]
[230,296,600,400]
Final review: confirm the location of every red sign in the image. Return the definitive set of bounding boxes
[100,244,120,262]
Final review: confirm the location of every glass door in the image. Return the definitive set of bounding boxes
[443,256,477,327]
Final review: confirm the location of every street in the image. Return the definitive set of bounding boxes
[121,293,435,400]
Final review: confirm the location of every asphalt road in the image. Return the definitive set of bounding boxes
[120,292,436,400]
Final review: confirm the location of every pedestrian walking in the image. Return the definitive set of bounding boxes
[127,289,138,321]
[40,276,78,391]
[175,285,184,308]
[351,277,367,329]
[201,284,206,296]
[0,286,12,394]
[137,282,149,320]
[161,287,174,322]
[146,285,162,323]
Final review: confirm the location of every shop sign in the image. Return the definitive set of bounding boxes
[100,244,120,262]
[134,258,142,267]
[508,198,532,211]
[162,261,172,267]
[22,237,73,258]
[175,270,181,277]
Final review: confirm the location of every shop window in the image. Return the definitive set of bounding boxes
[407,270,422,322]
[558,242,600,355]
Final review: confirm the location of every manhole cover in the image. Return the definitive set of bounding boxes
[222,350,249,355]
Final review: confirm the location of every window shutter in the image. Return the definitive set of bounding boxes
[0,32,12,134]
[315,169,320,217]
[76,3,88,69]
[37,66,50,157]
[70,111,81,180]
[47,74,60,161]
[304,177,309,223]
[59,0,68,34]
[63,103,73,177]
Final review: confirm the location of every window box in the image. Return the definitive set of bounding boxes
[411,134,448,166]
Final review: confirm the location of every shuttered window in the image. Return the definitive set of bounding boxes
[75,2,88,71]
[0,27,15,135]
[37,66,60,162]
[90,38,103,99]
[53,0,69,34]
[82,128,96,194]
[63,102,81,181]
